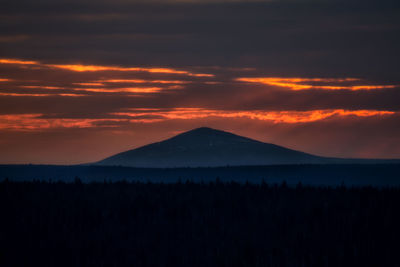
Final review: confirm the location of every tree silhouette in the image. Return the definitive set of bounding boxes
[0,180,399,266]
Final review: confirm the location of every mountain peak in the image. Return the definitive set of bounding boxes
[168,127,255,145]
[176,127,232,137]
[96,127,325,167]
[190,127,215,131]
[182,127,228,135]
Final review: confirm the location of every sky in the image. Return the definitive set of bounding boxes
[1,0,400,164]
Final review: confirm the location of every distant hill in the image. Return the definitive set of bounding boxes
[95,127,400,168]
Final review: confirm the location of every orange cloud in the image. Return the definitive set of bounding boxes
[99,79,190,84]
[73,82,105,86]
[1,109,395,132]
[58,93,86,97]
[236,77,396,91]
[114,108,396,124]
[144,68,213,77]
[318,85,397,90]
[47,64,213,77]
[0,114,126,130]
[48,64,118,72]
[0,58,39,65]
[0,78,12,82]
[0,93,52,97]
[215,110,395,123]
[0,93,84,97]
[74,87,163,93]
[20,85,64,90]
[0,58,214,77]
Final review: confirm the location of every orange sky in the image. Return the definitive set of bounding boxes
[0,57,400,163]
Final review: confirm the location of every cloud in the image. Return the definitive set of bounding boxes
[0,58,214,77]
[236,77,398,91]
[1,57,400,117]
[48,64,213,77]
[0,114,128,131]
[0,93,84,97]
[1,1,400,162]
[20,85,65,90]
[115,108,396,124]
[0,59,39,65]
[73,82,105,86]
[1,1,399,78]
[73,87,164,93]
[0,108,395,133]
[98,79,190,84]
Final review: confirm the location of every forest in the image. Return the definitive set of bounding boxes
[1,180,399,266]
[2,164,400,186]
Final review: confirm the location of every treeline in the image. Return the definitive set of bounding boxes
[2,164,400,186]
[1,180,399,266]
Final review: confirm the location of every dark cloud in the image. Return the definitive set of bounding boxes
[1,0,399,78]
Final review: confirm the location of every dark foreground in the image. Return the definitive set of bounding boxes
[2,164,400,186]
[1,181,399,267]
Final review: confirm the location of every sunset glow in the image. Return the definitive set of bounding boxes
[73,82,105,86]
[19,85,64,90]
[47,63,214,77]
[115,108,395,124]
[237,77,397,91]
[0,92,84,97]
[74,87,163,93]
[99,79,190,84]
[1,108,395,132]
[0,114,126,130]
[0,0,399,164]
[0,56,399,162]
[0,58,39,65]
[0,58,214,78]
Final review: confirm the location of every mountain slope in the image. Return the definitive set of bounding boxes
[95,127,331,167]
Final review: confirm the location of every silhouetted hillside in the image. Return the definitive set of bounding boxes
[96,127,325,167]
[96,127,400,167]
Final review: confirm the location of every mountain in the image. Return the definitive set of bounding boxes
[95,127,400,168]
[95,127,331,167]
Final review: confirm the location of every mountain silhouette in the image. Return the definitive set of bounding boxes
[96,127,336,167]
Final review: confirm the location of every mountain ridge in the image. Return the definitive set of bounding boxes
[95,127,400,168]
[95,127,325,167]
